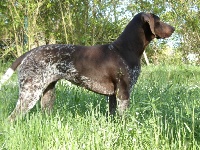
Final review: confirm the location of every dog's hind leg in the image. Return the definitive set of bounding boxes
[8,84,44,122]
[41,81,57,114]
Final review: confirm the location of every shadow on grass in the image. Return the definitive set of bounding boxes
[52,81,108,118]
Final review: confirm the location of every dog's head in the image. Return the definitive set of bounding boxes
[141,13,175,39]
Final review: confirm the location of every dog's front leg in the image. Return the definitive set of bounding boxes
[117,99,130,115]
[116,80,130,116]
[108,95,117,115]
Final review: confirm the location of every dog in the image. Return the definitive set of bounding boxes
[0,12,175,121]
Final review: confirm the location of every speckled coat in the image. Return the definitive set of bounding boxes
[0,12,175,121]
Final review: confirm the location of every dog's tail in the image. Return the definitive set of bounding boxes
[0,51,31,89]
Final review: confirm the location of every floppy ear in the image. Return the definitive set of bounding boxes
[142,13,155,35]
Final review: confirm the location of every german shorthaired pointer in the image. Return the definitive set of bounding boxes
[0,12,175,121]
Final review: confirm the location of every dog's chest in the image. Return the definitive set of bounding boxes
[129,65,141,90]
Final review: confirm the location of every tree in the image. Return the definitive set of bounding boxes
[0,0,125,59]
[127,0,200,64]
[0,0,199,65]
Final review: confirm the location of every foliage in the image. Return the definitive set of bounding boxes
[0,0,125,59]
[126,0,200,65]
[0,64,200,149]
[0,0,199,65]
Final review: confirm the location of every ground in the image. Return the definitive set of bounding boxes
[0,64,200,149]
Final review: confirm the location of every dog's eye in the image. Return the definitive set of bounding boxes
[155,22,160,26]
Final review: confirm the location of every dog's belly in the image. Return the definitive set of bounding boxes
[66,75,115,95]
[54,61,115,95]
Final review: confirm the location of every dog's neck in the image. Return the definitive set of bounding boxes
[112,21,154,68]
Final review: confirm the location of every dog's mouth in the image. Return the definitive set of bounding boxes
[155,35,161,39]
[155,32,173,39]
[155,26,175,39]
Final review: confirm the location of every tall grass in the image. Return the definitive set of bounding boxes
[0,64,199,149]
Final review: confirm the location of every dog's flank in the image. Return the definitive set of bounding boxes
[0,12,175,121]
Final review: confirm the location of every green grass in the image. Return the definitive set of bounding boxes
[0,64,200,149]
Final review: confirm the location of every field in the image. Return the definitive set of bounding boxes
[0,63,200,149]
